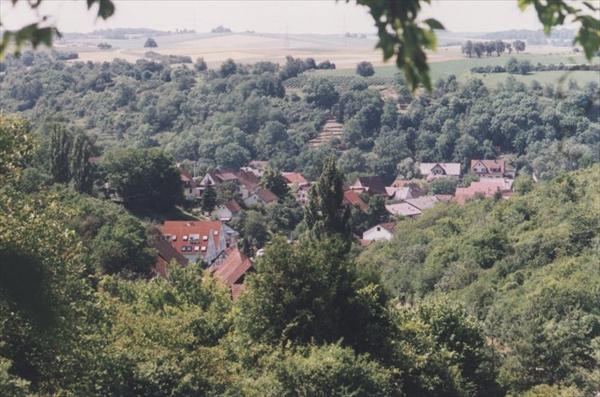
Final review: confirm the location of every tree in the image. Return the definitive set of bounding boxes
[49,125,72,184]
[506,42,513,54]
[102,148,183,212]
[494,40,506,56]
[201,185,217,213]
[144,38,158,48]
[304,157,350,241]
[429,177,458,195]
[219,58,237,77]
[260,166,289,198]
[462,40,474,58]
[0,116,34,182]
[513,39,526,53]
[303,77,339,109]
[70,133,94,194]
[356,61,375,77]
[194,57,207,72]
[474,42,485,58]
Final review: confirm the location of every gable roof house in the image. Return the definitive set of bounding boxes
[419,163,461,181]
[152,238,189,278]
[361,222,395,245]
[159,220,234,265]
[281,172,309,186]
[349,176,387,196]
[243,188,279,207]
[385,183,424,202]
[291,182,312,206]
[180,169,202,200]
[199,168,262,199]
[212,199,243,222]
[210,247,253,300]
[470,159,507,178]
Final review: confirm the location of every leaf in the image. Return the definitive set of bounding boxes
[423,18,444,31]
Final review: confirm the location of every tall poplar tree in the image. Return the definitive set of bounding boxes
[70,133,94,194]
[304,157,350,242]
[49,125,72,184]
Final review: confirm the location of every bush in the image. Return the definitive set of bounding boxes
[356,61,375,77]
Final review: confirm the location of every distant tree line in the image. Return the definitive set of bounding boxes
[471,58,600,75]
[144,51,192,64]
[462,39,526,58]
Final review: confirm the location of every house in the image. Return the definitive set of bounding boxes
[385,202,422,218]
[152,238,189,278]
[180,169,202,200]
[419,163,461,181]
[404,196,440,211]
[212,200,242,222]
[210,247,253,300]
[243,188,279,207]
[159,220,233,265]
[281,172,308,186]
[470,159,513,178]
[349,176,387,196]
[385,184,424,202]
[291,182,312,206]
[362,222,395,243]
[199,168,261,199]
[343,190,368,212]
[241,160,269,177]
[454,178,513,205]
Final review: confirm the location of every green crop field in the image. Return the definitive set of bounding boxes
[309,52,599,88]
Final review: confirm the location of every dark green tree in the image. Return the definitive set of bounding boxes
[144,38,157,48]
[102,148,183,212]
[260,166,289,198]
[304,157,350,241]
[356,61,375,77]
[201,185,217,213]
[303,78,339,109]
[70,133,94,194]
[49,125,72,184]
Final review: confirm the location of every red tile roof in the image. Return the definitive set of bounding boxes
[343,190,368,212]
[256,188,279,204]
[281,172,308,185]
[454,179,512,204]
[211,248,252,287]
[225,199,242,213]
[152,239,189,277]
[160,220,224,257]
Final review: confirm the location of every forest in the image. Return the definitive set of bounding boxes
[0,51,598,184]
[0,34,599,397]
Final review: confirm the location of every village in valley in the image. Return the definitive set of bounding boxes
[154,156,518,299]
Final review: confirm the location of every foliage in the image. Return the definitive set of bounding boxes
[260,166,289,198]
[102,148,183,212]
[0,116,33,182]
[356,61,375,77]
[359,166,600,394]
[304,157,351,241]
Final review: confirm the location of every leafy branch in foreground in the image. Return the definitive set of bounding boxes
[354,0,599,91]
[0,0,115,56]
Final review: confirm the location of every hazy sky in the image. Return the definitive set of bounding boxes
[0,0,582,34]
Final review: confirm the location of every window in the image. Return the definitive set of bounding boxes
[183,235,188,241]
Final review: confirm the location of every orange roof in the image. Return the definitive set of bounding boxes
[281,172,308,185]
[211,248,252,286]
[454,179,511,204]
[257,188,279,203]
[160,220,224,257]
[343,190,368,212]
[225,199,242,213]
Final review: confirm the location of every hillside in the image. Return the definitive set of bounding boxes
[359,166,600,394]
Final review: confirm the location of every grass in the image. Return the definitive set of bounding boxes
[309,53,599,87]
